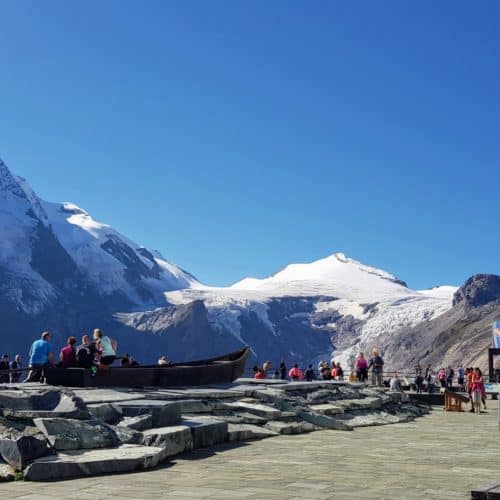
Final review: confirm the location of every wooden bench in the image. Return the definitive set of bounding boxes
[444,390,469,412]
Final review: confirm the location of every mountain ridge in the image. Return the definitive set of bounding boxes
[0,157,497,370]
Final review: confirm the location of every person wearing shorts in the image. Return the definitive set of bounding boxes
[93,329,117,369]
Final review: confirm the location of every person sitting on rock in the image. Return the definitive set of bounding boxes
[158,356,169,365]
[254,367,266,379]
[304,364,316,381]
[288,363,303,381]
[389,373,402,392]
[59,336,77,368]
[25,331,55,382]
[76,335,99,369]
[93,329,117,370]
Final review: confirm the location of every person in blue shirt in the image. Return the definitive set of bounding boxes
[25,331,54,382]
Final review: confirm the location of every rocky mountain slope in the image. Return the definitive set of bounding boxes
[382,275,500,371]
[0,157,497,370]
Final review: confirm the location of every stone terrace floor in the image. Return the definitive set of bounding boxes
[1,400,499,499]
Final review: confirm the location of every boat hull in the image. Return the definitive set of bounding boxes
[44,347,250,388]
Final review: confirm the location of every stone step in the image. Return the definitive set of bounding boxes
[336,410,411,429]
[0,430,49,470]
[264,420,315,435]
[335,397,382,411]
[87,403,122,424]
[24,444,168,481]
[308,403,344,416]
[227,423,278,442]
[141,425,193,456]
[0,390,89,420]
[33,418,118,451]
[114,400,181,427]
[117,414,153,431]
[214,412,268,425]
[222,401,281,420]
[278,411,298,422]
[182,416,228,449]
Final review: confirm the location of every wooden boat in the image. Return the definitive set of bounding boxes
[44,347,251,388]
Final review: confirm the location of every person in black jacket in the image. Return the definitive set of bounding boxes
[0,355,10,384]
[279,360,287,380]
[10,355,22,383]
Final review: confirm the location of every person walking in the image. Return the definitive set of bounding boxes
[368,349,384,386]
[25,331,55,382]
[10,355,22,383]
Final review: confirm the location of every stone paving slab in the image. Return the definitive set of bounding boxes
[1,401,499,498]
[24,444,168,481]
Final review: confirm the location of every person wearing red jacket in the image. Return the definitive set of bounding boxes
[288,364,303,381]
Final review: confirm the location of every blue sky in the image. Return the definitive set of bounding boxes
[1,1,499,288]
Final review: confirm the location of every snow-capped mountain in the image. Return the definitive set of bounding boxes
[6,157,493,371]
[0,158,199,316]
[161,253,457,366]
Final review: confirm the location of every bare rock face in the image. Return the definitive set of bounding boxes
[453,274,500,308]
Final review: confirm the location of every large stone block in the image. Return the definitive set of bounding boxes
[265,420,315,435]
[114,400,181,427]
[227,423,278,442]
[0,460,15,482]
[141,425,193,456]
[87,403,122,424]
[24,445,168,481]
[0,390,89,420]
[308,403,344,416]
[222,401,281,420]
[33,418,118,451]
[0,431,50,471]
[109,425,143,445]
[118,415,153,431]
[182,416,228,449]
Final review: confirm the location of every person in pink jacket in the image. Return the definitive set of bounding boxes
[288,364,303,381]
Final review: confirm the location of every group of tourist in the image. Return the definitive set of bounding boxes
[24,329,118,382]
[0,354,23,383]
[354,350,385,386]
